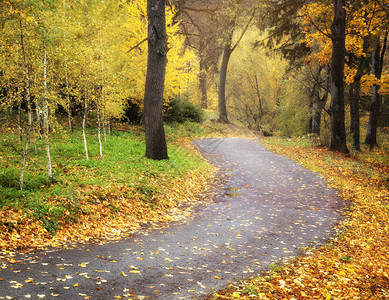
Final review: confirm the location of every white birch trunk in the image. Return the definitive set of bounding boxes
[97,88,103,159]
[43,49,53,181]
[83,55,89,160]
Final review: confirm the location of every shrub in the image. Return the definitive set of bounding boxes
[123,99,143,124]
[163,97,204,123]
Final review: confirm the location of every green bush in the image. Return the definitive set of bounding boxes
[0,169,19,189]
[164,97,204,123]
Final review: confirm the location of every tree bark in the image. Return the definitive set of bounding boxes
[43,48,53,181]
[311,66,329,137]
[365,44,381,149]
[365,32,386,149]
[199,55,208,109]
[218,43,232,123]
[82,61,89,160]
[329,0,348,153]
[65,61,72,133]
[143,0,168,160]
[349,80,361,151]
[17,87,22,142]
[96,86,103,159]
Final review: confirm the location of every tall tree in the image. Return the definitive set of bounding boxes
[365,33,387,149]
[329,0,348,153]
[42,48,53,181]
[143,0,168,160]
[309,64,329,136]
[172,0,220,109]
[217,1,257,123]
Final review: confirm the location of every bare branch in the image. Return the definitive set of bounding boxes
[127,38,148,53]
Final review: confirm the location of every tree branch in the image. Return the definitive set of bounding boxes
[127,38,148,53]
[231,8,257,52]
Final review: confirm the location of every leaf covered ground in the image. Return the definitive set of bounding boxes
[209,136,389,299]
[0,122,223,251]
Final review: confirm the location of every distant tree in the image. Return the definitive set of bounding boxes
[217,1,257,123]
[310,64,329,137]
[172,0,220,109]
[143,0,168,160]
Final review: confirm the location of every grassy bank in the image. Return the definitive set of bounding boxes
[210,135,389,299]
[0,121,219,250]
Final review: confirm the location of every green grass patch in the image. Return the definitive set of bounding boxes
[0,121,216,240]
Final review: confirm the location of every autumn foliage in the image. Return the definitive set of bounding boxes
[210,136,389,299]
[0,123,216,251]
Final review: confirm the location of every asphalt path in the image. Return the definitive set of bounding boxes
[0,138,347,300]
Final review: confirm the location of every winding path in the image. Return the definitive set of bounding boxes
[0,138,347,299]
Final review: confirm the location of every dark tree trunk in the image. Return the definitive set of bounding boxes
[144,0,168,160]
[365,45,381,149]
[311,67,329,137]
[349,36,370,151]
[329,0,348,153]
[350,80,361,151]
[218,43,232,123]
[365,32,386,149]
[311,99,323,136]
[199,55,208,109]
[349,57,368,151]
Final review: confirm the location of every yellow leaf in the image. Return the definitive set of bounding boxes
[74,283,79,287]
[214,275,220,279]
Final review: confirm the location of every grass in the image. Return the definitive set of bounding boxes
[0,121,220,250]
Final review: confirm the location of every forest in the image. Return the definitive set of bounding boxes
[0,0,388,298]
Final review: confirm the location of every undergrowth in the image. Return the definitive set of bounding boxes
[0,121,220,250]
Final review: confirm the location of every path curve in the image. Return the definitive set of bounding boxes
[0,138,347,299]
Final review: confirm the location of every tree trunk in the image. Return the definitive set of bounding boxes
[43,49,53,180]
[350,80,361,151]
[7,77,12,115]
[82,55,89,160]
[365,45,381,149]
[199,56,208,109]
[19,19,33,190]
[98,38,104,157]
[311,100,322,136]
[218,43,232,123]
[254,74,263,116]
[311,66,329,136]
[143,0,168,160]
[96,86,103,159]
[65,61,72,133]
[365,32,386,149]
[329,0,348,153]
[17,87,22,142]
[102,108,107,142]
[82,83,89,160]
